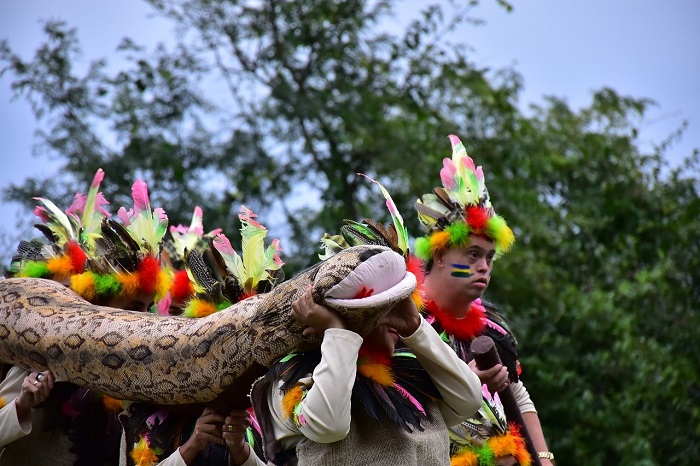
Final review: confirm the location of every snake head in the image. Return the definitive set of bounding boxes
[311,245,416,334]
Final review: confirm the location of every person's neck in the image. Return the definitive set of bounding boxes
[423,277,473,318]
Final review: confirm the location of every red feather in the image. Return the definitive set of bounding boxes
[425,299,486,340]
[66,241,87,274]
[466,206,489,230]
[170,269,194,303]
[138,256,160,294]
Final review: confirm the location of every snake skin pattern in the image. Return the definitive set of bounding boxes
[0,246,414,408]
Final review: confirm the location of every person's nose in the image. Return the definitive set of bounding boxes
[474,257,489,274]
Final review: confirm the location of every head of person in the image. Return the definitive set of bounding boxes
[414,135,515,303]
[10,170,171,313]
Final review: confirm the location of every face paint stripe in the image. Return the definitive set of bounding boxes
[451,263,471,270]
[450,263,472,277]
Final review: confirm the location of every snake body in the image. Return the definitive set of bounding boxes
[0,245,415,408]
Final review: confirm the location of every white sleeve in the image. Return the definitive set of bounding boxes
[0,367,33,447]
[401,318,482,427]
[510,380,537,413]
[268,328,363,447]
[235,447,269,466]
[156,448,188,466]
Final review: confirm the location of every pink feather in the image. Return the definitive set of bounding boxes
[94,193,111,217]
[212,233,237,257]
[131,179,150,214]
[156,293,171,316]
[440,158,457,189]
[33,206,50,223]
[91,168,105,188]
[117,207,132,226]
[393,383,426,415]
[239,205,264,230]
[461,155,475,173]
[154,207,168,223]
[271,238,284,267]
[191,206,204,235]
[66,193,87,217]
[146,408,169,427]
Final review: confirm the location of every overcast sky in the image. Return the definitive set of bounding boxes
[1,0,698,249]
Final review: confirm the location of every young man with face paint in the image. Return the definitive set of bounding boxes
[414,135,554,466]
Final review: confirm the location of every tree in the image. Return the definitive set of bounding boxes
[1,1,698,464]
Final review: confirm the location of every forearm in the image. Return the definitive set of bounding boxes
[0,400,32,447]
[522,411,554,466]
[0,367,34,446]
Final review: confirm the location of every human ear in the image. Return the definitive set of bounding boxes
[433,249,446,268]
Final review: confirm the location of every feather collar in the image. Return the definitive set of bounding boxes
[424,298,487,341]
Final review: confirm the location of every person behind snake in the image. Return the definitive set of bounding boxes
[413,135,553,466]
[0,170,169,465]
[219,175,481,466]
[119,204,274,466]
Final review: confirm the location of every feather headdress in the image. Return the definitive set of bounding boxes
[318,174,424,307]
[449,386,531,466]
[181,205,284,318]
[155,206,223,315]
[72,179,171,304]
[414,135,514,261]
[11,169,110,281]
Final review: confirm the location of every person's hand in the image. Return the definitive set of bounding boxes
[291,286,345,336]
[178,407,225,462]
[223,409,253,465]
[468,360,509,394]
[16,370,54,420]
[377,297,421,337]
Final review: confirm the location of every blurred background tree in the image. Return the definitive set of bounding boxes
[1,1,698,464]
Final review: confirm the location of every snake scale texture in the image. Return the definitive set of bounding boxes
[0,246,415,409]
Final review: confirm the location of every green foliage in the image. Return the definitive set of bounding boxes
[1,1,698,464]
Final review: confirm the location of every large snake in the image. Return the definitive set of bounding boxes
[0,245,415,410]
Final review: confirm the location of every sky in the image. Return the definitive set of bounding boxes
[1,0,699,252]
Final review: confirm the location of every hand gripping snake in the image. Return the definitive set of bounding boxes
[0,245,415,410]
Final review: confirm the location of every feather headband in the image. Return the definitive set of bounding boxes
[13,168,110,280]
[14,173,171,305]
[182,205,284,318]
[449,387,531,466]
[414,135,514,261]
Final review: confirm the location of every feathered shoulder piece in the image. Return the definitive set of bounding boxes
[115,179,169,257]
[414,135,515,261]
[181,205,284,318]
[10,169,110,281]
[271,345,441,433]
[449,386,531,466]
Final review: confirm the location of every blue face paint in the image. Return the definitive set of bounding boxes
[450,263,472,278]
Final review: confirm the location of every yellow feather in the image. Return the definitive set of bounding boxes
[358,362,394,386]
[281,385,304,419]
